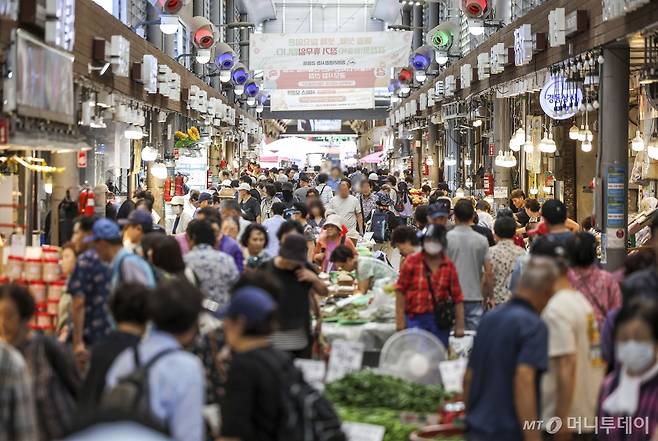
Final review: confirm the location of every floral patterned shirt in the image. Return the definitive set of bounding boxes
[568,265,622,324]
[67,249,112,345]
[184,244,239,308]
[490,240,527,305]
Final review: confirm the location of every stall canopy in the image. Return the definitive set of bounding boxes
[359,150,384,164]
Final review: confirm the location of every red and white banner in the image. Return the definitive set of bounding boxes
[264,68,390,89]
[270,88,375,112]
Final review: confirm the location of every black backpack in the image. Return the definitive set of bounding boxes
[100,347,179,433]
[370,210,390,244]
[254,350,346,441]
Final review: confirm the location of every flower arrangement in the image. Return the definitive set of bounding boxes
[174,127,201,148]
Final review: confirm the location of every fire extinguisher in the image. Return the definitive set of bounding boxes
[174,174,184,196]
[78,188,89,216]
[164,177,173,202]
[84,190,95,217]
[423,160,429,176]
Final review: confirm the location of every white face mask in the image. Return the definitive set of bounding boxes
[616,340,656,374]
[173,205,183,215]
[423,241,443,256]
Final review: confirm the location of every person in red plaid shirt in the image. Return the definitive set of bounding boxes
[395,224,465,347]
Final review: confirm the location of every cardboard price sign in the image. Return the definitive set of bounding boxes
[326,339,364,383]
[342,422,385,441]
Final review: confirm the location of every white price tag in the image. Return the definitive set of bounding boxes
[326,339,364,383]
[343,422,385,441]
[438,358,468,394]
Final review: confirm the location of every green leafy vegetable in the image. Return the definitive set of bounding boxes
[337,406,416,441]
[326,370,445,413]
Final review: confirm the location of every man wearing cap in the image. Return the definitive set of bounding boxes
[238,183,260,222]
[195,192,213,218]
[168,196,192,235]
[262,234,328,358]
[91,218,156,289]
[219,285,287,441]
[428,199,452,228]
[68,216,112,371]
[119,208,154,254]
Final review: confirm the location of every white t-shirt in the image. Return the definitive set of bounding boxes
[328,195,362,235]
[541,289,605,429]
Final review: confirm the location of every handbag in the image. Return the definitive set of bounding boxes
[423,261,455,330]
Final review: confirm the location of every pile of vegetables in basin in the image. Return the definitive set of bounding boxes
[337,406,416,441]
[326,370,446,413]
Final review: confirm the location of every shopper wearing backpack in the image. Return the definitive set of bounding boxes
[220,285,345,441]
[104,278,205,441]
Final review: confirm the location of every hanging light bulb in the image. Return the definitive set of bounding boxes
[583,125,594,142]
[523,140,535,153]
[504,151,517,168]
[631,130,645,152]
[150,162,168,180]
[141,146,158,162]
[472,119,482,128]
[464,156,472,166]
[125,125,144,139]
[509,135,522,152]
[569,123,580,140]
[44,175,53,195]
[576,124,586,141]
[530,187,539,195]
[581,140,593,152]
[494,151,505,167]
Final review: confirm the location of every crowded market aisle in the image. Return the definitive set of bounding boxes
[0,166,657,441]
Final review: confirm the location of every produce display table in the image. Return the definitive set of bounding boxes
[322,321,397,352]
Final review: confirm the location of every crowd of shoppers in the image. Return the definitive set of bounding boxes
[1,163,658,441]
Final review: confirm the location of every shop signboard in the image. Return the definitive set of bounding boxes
[494,186,508,199]
[250,32,413,74]
[606,166,626,249]
[270,88,374,112]
[539,75,582,120]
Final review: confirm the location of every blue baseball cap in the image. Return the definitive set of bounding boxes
[217,286,277,324]
[85,218,122,243]
[118,208,153,232]
[428,199,451,219]
[198,192,213,203]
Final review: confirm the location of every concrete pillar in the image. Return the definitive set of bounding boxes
[193,0,205,76]
[209,0,221,89]
[446,120,457,192]
[402,6,411,27]
[427,121,439,185]
[146,3,163,51]
[493,97,511,207]
[412,5,423,51]
[597,43,630,271]
[240,12,250,69]
[51,151,78,246]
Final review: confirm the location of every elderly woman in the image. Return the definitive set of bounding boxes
[312,214,356,272]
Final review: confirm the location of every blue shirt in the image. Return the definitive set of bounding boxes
[110,249,156,289]
[326,176,340,192]
[263,215,285,257]
[466,298,548,441]
[67,249,112,345]
[106,330,205,441]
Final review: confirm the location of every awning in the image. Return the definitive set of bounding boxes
[359,150,383,164]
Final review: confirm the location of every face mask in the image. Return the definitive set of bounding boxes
[616,340,656,374]
[423,241,443,256]
[173,206,183,215]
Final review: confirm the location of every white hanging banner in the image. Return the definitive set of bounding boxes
[250,32,413,73]
[270,88,375,111]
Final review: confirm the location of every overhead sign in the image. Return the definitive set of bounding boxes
[249,32,413,72]
[539,76,582,120]
[270,89,374,112]
[297,120,342,132]
[264,68,390,89]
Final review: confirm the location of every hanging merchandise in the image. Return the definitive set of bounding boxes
[174,173,185,196]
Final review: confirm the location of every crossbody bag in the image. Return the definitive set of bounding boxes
[423,260,455,330]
